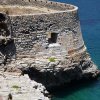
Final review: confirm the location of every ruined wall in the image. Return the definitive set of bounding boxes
[0,0,85,62]
[8,10,84,58]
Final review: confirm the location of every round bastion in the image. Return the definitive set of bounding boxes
[0,0,86,60]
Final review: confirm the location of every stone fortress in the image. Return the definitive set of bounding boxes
[0,0,85,64]
[0,0,99,99]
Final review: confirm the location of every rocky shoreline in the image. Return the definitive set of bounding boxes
[23,53,100,89]
[0,51,99,100]
[0,71,50,100]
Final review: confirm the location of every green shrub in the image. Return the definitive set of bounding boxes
[12,85,20,89]
[48,57,56,62]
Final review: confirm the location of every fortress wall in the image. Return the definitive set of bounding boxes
[6,9,85,58]
[0,0,85,59]
[0,0,75,11]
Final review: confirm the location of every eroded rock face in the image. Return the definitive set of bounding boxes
[3,51,99,90]
[18,52,99,89]
[0,72,50,100]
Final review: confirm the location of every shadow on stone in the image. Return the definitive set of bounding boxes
[0,39,16,65]
[50,78,100,99]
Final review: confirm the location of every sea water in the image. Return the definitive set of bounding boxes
[52,0,100,100]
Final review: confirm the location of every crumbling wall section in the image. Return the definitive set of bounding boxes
[0,0,85,62]
[8,8,85,58]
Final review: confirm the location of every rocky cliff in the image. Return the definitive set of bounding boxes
[17,51,100,89]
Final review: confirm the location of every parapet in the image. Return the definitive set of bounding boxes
[0,0,77,15]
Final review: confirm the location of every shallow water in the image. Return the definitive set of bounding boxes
[52,0,100,100]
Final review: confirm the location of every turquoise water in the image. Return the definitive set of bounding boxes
[52,0,100,100]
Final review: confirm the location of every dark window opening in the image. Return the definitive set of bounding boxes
[48,33,58,43]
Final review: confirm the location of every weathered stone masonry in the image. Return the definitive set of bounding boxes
[12,12,84,56]
[0,0,85,62]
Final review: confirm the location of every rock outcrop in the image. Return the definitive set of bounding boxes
[0,72,50,100]
[5,51,99,89]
